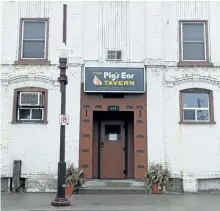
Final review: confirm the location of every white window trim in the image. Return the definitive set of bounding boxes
[183,97,210,122]
[106,49,122,61]
[183,108,210,122]
[17,108,44,121]
[181,22,207,62]
[21,20,47,60]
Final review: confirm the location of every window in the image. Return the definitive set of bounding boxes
[178,21,212,66]
[12,87,48,123]
[179,88,215,124]
[22,20,47,59]
[105,125,121,141]
[15,18,49,65]
[106,50,122,60]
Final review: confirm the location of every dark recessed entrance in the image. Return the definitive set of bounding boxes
[92,111,134,179]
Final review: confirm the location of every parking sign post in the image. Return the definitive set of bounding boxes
[51,41,71,206]
[59,115,69,125]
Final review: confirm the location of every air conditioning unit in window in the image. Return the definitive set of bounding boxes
[107,50,122,60]
[19,92,42,106]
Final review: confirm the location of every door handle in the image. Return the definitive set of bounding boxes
[101,142,104,148]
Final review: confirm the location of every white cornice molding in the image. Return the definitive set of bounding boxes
[165,74,220,87]
[1,74,58,86]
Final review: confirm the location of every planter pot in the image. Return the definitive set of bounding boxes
[65,185,74,199]
[152,183,161,194]
[74,185,80,194]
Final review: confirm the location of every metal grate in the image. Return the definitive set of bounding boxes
[198,179,220,191]
[20,92,41,106]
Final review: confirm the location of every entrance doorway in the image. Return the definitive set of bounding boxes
[100,120,125,179]
[92,111,134,179]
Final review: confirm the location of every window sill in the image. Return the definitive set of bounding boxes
[14,59,50,65]
[177,61,213,67]
[179,121,216,125]
[11,121,48,124]
[105,59,122,62]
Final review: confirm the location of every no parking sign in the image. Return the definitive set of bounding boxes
[59,115,69,125]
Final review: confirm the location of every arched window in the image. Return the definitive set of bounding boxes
[179,88,215,123]
[12,87,48,124]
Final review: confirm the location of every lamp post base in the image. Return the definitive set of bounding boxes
[51,197,71,206]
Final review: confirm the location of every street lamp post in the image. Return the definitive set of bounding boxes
[51,45,71,206]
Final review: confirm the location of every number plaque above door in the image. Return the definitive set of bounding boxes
[107,105,119,111]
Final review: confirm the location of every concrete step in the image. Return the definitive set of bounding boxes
[78,179,148,195]
[79,187,148,195]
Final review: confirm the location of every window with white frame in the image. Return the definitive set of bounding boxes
[17,92,44,121]
[21,20,47,59]
[181,91,210,121]
[181,22,207,61]
[106,50,122,60]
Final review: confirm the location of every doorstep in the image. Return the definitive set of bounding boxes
[79,179,148,195]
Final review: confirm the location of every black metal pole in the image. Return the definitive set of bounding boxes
[51,58,70,206]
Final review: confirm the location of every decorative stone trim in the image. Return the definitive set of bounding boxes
[126,105,133,109]
[137,149,144,153]
[1,75,57,86]
[137,165,144,169]
[83,119,90,123]
[136,134,144,139]
[82,149,89,152]
[81,164,89,168]
[95,105,102,109]
[82,134,90,138]
[165,74,220,87]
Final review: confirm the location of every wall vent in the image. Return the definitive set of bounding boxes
[106,50,122,60]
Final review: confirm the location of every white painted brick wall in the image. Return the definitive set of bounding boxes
[1,65,81,177]
[1,1,220,192]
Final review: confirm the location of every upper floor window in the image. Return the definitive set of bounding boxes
[179,88,215,124]
[12,87,48,124]
[178,21,212,67]
[22,20,47,59]
[15,18,49,65]
[181,22,206,61]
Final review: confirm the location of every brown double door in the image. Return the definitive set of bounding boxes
[100,120,125,179]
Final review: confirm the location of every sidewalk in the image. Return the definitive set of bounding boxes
[2,192,220,211]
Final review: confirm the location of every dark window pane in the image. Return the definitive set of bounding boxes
[197,110,209,121]
[183,42,205,60]
[116,51,121,59]
[32,109,43,120]
[182,23,204,42]
[108,50,115,55]
[103,93,124,98]
[105,125,121,141]
[183,110,195,120]
[107,54,116,60]
[18,109,31,120]
[182,93,209,108]
[22,40,45,58]
[23,21,46,40]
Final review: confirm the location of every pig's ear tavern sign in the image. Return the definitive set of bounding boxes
[84,67,145,93]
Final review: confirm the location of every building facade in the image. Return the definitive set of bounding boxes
[1,1,220,193]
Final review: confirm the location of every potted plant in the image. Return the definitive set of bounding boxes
[73,168,85,194]
[65,163,75,199]
[144,163,171,194]
[65,163,85,198]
